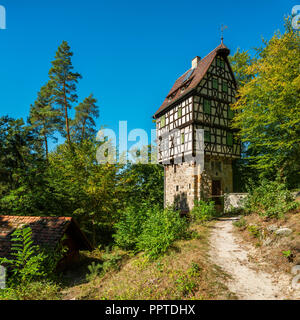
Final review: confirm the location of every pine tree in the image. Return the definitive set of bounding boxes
[29,82,61,159]
[71,94,99,143]
[49,41,82,146]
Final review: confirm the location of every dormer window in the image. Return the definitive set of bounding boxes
[217,57,225,68]
[168,97,172,102]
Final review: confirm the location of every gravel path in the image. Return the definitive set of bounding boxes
[210,217,298,300]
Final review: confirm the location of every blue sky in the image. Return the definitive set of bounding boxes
[0,0,297,147]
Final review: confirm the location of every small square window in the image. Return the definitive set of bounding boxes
[213,78,218,90]
[222,82,228,93]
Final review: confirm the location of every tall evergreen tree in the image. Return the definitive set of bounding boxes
[28,82,61,159]
[71,94,99,142]
[49,41,82,145]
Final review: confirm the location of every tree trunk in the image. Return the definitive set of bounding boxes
[63,81,71,146]
[44,133,48,160]
[43,122,48,160]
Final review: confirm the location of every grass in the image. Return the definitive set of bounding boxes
[0,221,235,300]
[61,222,234,300]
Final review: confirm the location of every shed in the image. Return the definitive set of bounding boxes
[0,215,93,269]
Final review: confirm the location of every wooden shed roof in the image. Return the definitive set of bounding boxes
[0,215,93,258]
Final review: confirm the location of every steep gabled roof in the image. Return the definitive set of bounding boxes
[153,42,230,118]
[0,215,93,259]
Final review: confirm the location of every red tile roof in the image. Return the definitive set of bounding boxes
[0,215,92,259]
[153,42,230,118]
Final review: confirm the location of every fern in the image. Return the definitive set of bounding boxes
[0,226,47,285]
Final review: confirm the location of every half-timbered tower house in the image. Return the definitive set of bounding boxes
[153,42,241,212]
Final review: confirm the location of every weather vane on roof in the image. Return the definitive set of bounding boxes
[221,25,228,43]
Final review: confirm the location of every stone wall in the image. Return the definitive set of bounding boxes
[164,162,197,212]
[164,156,234,212]
[224,193,248,213]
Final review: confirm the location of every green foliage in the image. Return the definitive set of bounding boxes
[233,217,247,229]
[244,180,299,218]
[119,160,164,209]
[175,274,197,297]
[190,200,219,223]
[0,226,48,285]
[86,262,102,281]
[229,48,255,87]
[175,263,201,297]
[247,225,261,239]
[282,250,294,262]
[71,94,99,143]
[136,207,188,259]
[101,251,123,272]
[231,23,300,188]
[28,81,61,158]
[114,206,188,259]
[49,40,82,144]
[187,262,201,277]
[0,281,61,300]
[113,204,150,250]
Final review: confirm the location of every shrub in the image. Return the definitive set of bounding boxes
[175,275,197,297]
[245,180,299,218]
[247,225,261,239]
[282,250,294,262]
[86,262,102,281]
[136,207,188,259]
[233,217,247,229]
[190,200,219,223]
[113,204,150,250]
[102,251,123,272]
[114,205,188,259]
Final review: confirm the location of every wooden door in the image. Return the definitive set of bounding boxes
[212,180,221,196]
[212,180,222,205]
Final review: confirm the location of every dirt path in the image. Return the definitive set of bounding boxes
[209,217,298,300]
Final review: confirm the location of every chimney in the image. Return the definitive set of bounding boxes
[192,56,201,69]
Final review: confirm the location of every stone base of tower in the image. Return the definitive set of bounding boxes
[164,156,233,213]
